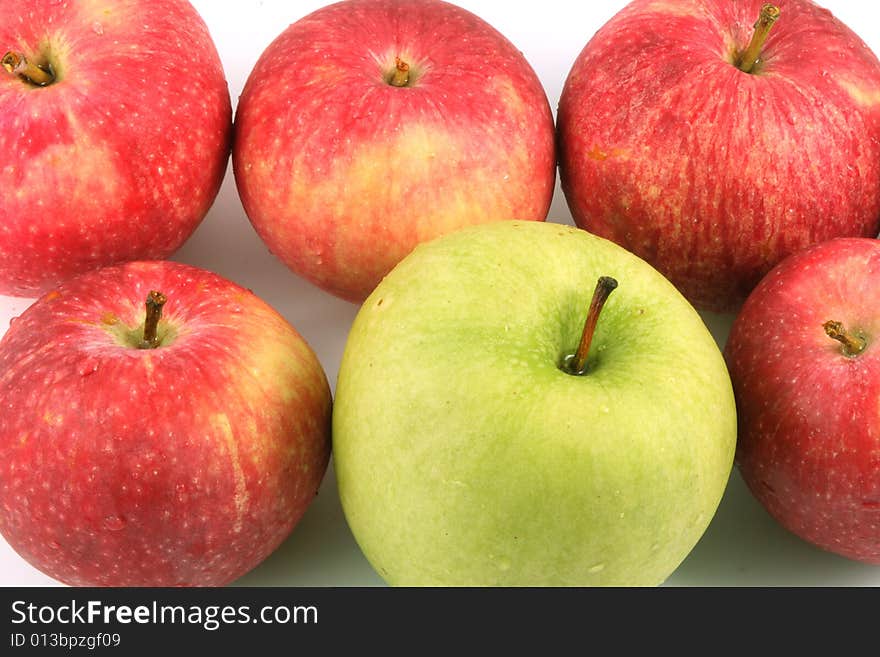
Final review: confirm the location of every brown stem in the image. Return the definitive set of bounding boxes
[2,51,54,86]
[389,57,410,87]
[823,320,866,357]
[737,4,780,73]
[565,276,618,375]
[141,291,167,349]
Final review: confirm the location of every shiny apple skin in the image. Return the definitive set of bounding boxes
[558,0,880,312]
[725,238,880,563]
[0,0,232,296]
[0,261,331,586]
[233,0,556,303]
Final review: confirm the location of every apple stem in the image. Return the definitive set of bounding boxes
[1,51,55,86]
[737,4,780,74]
[565,276,618,375]
[823,321,867,357]
[389,57,410,87]
[141,291,168,349]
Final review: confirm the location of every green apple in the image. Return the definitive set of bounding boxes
[333,220,737,586]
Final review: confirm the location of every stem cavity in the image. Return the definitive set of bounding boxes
[737,4,780,74]
[389,57,410,87]
[2,51,55,86]
[563,276,618,376]
[823,320,867,358]
[141,291,167,349]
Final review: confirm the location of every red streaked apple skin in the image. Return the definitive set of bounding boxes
[233,0,556,303]
[558,0,880,312]
[725,238,880,563]
[0,0,232,297]
[0,261,331,586]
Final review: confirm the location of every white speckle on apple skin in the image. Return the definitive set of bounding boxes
[557,0,880,313]
[0,0,233,297]
[0,261,333,586]
[726,237,880,564]
[232,0,557,304]
[335,221,737,586]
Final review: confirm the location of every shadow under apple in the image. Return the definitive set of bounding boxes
[668,469,880,587]
[232,462,385,587]
[668,310,880,586]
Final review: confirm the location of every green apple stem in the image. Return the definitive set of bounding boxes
[141,291,168,350]
[389,57,410,87]
[1,51,54,86]
[737,4,781,74]
[823,320,866,357]
[566,276,618,375]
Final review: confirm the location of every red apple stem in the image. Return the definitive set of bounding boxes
[141,291,168,349]
[737,4,780,74]
[823,321,866,357]
[566,276,618,375]
[2,51,54,86]
[389,57,410,87]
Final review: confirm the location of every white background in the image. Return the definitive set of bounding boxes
[3,0,880,587]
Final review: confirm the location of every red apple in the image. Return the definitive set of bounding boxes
[232,0,556,303]
[0,260,332,586]
[0,0,232,297]
[725,238,880,563]
[557,0,880,312]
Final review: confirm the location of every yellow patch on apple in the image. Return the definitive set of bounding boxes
[837,79,880,107]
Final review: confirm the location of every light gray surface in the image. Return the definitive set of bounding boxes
[2,0,880,587]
